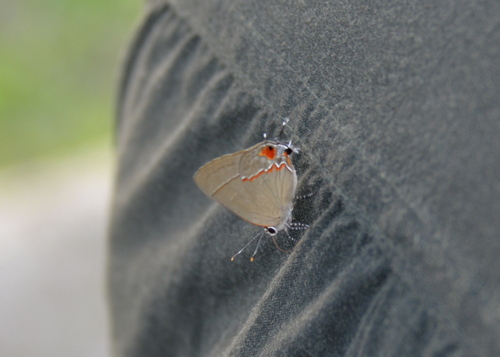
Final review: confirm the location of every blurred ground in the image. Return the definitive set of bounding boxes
[0,148,112,357]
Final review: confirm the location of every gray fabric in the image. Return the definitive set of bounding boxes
[109,1,500,356]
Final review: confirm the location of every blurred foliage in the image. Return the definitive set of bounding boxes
[0,0,141,168]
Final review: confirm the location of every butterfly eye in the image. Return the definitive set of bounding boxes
[284,147,293,155]
[266,227,277,235]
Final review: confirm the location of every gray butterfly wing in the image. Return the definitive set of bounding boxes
[194,151,242,198]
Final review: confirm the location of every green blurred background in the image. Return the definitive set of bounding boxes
[0,0,140,168]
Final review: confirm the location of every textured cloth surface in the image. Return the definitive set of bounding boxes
[109,1,500,356]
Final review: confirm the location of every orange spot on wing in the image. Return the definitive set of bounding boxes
[259,146,276,160]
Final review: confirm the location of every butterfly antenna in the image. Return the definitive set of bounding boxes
[249,234,265,262]
[231,231,263,261]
